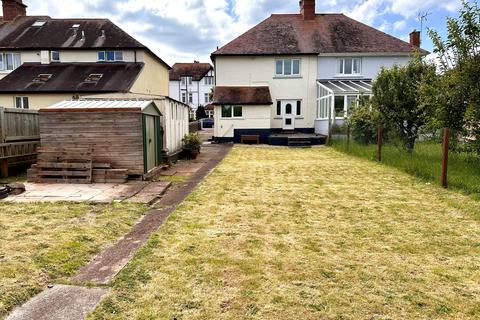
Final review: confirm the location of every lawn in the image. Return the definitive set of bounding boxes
[0,202,147,318]
[89,146,480,320]
[331,139,480,196]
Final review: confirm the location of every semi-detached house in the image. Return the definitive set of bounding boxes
[211,0,426,144]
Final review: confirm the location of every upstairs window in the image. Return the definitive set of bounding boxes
[181,92,186,103]
[51,51,60,62]
[0,53,21,71]
[188,93,193,103]
[275,59,300,77]
[337,58,361,75]
[97,51,123,62]
[181,76,192,85]
[15,96,29,109]
[204,76,213,85]
[204,93,210,103]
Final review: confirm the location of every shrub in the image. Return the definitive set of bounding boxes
[182,133,202,152]
[346,100,381,144]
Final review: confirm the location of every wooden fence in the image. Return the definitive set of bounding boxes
[0,107,40,177]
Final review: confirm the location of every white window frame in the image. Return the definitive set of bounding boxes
[14,96,29,109]
[275,100,302,117]
[188,92,193,103]
[204,93,210,103]
[0,52,21,71]
[336,58,362,76]
[51,51,60,62]
[275,59,301,77]
[204,76,213,85]
[221,105,243,119]
[181,92,186,103]
[97,51,123,62]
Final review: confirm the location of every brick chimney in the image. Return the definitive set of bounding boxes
[409,30,421,48]
[2,0,27,21]
[299,0,315,20]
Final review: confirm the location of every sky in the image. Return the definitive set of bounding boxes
[24,0,463,66]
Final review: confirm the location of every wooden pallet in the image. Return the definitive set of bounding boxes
[29,147,93,184]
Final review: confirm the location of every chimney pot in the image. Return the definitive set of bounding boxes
[299,0,315,20]
[2,0,27,21]
[409,30,421,48]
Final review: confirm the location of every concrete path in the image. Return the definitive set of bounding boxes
[7,285,109,320]
[6,142,231,320]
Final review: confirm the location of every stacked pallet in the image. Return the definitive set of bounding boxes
[27,146,129,184]
[28,147,93,183]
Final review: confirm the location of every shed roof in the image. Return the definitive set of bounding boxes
[212,14,427,56]
[212,86,272,105]
[0,62,143,93]
[42,99,159,114]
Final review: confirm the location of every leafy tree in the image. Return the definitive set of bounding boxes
[427,0,480,152]
[372,56,437,152]
[195,105,207,120]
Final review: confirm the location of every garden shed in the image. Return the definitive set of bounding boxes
[28,99,164,183]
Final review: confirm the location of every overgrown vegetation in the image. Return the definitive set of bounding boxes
[332,139,480,196]
[89,146,480,319]
[0,202,147,318]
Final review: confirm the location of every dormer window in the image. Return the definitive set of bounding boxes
[97,51,123,62]
[337,58,361,76]
[72,24,80,28]
[32,20,47,27]
[32,74,52,83]
[84,73,103,83]
[51,51,60,62]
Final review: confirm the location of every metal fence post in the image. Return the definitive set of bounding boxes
[441,128,450,188]
[346,125,351,152]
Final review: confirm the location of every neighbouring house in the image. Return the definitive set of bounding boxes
[0,0,171,109]
[169,61,214,119]
[211,0,427,144]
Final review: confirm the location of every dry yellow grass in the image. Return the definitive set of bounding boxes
[0,202,147,318]
[90,146,480,319]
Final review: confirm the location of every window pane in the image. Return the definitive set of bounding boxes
[22,97,29,109]
[15,97,21,108]
[114,51,123,61]
[51,51,60,61]
[6,54,13,70]
[275,60,283,75]
[338,59,343,74]
[344,59,353,74]
[346,95,357,115]
[106,51,115,61]
[292,60,300,75]
[13,53,21,68]
[222,105,232,118]
[98,51,105,61]
[233,106,242,117]
[276,101,281,116]
[284,60,292,75]
[0,54,3,70]
[334,96,345,117]
[296,101,301,115]
[353,59,360,74]
[285,103,292,114]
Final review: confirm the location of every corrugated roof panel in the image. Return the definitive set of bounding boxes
[46,99,154,110]
[318,80,372,94]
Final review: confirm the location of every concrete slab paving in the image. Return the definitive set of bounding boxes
[6,285,109,320]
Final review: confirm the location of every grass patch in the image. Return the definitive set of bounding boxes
[331,139,480,196]
[89,146,480,319]
[0,201,147,318]
[0,172,27,185]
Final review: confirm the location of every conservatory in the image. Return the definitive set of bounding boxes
[315,80,372,135]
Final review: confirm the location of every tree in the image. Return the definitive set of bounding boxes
[195,105,207,120]
[372,56,437,152]
[427,0,480,152]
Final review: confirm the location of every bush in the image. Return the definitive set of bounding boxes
[346,101,381,144]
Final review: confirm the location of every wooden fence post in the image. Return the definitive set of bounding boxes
[0,159,8,178]
[441,128,450,188]
[346,125,351,152]
[377,127,382,162]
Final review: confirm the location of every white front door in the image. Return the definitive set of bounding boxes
[282,101,295,130]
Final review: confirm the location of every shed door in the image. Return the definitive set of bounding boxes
[145,115,156,171]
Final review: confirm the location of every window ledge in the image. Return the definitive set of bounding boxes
[295,116,304,119]
[273,76,302,79]
[333,74,364,78]
[220,117,244,120]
